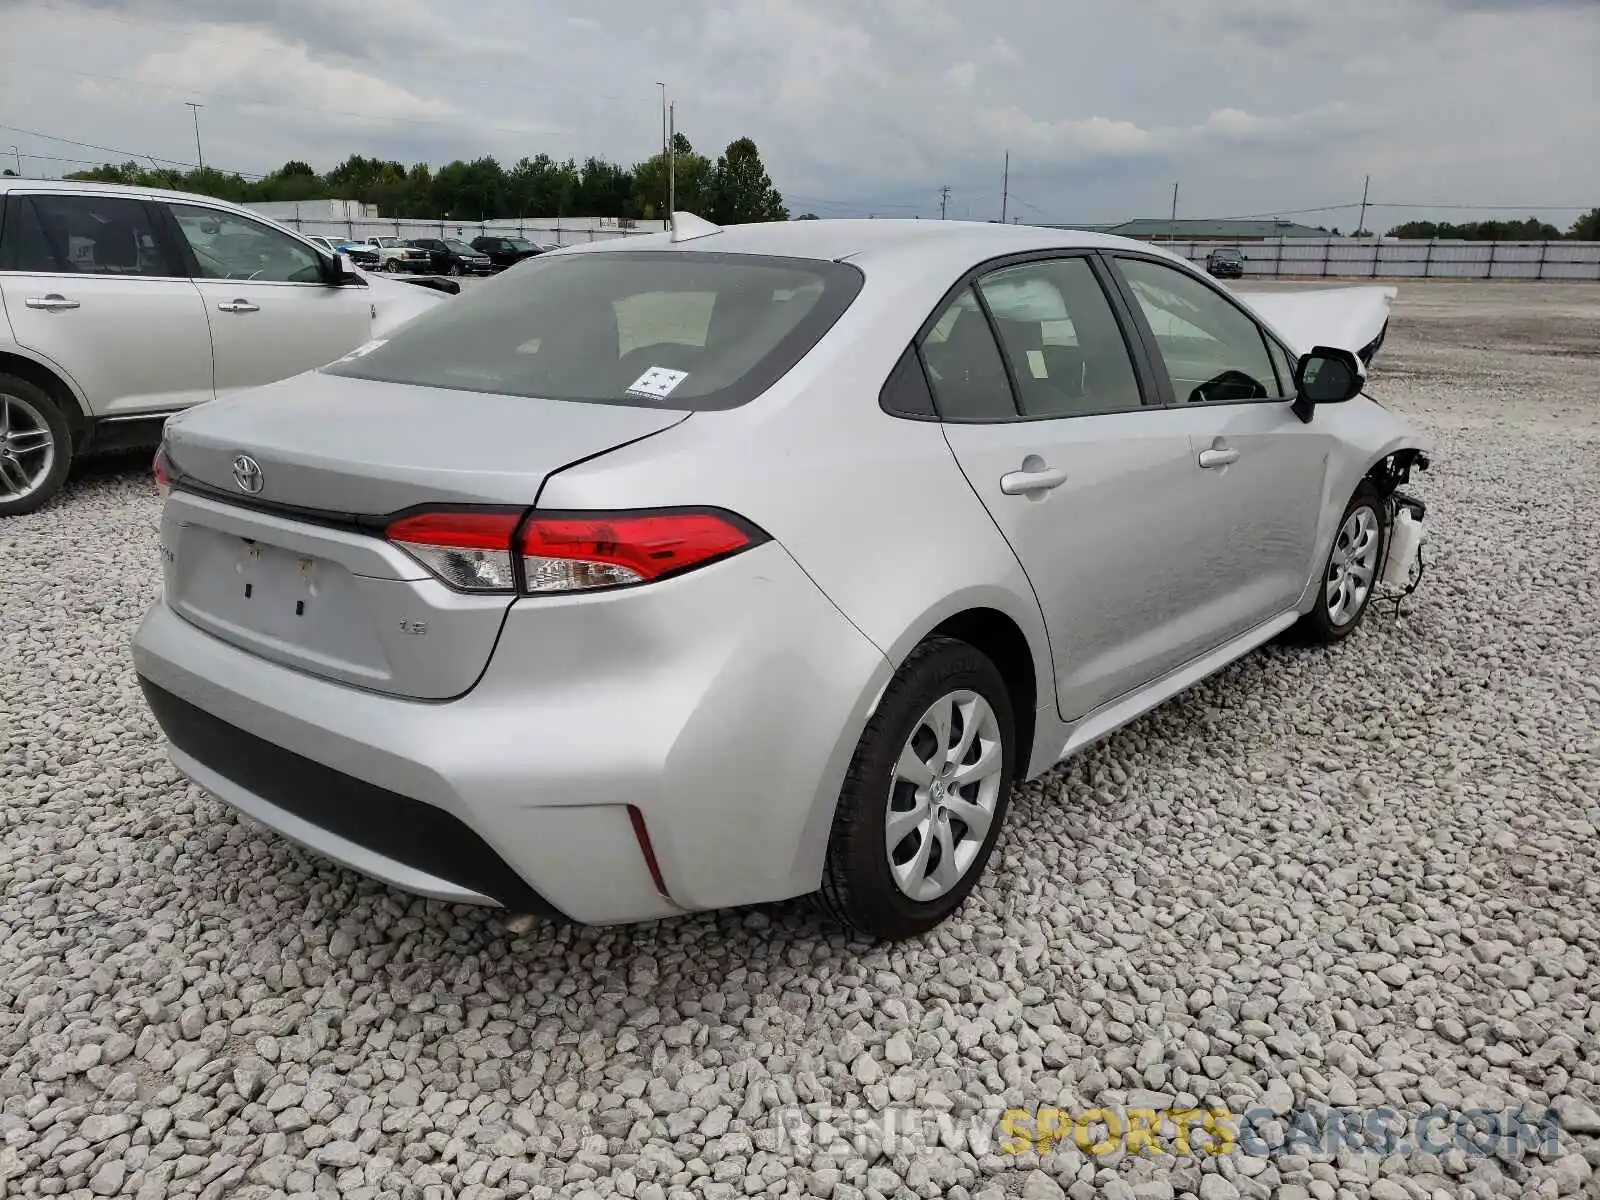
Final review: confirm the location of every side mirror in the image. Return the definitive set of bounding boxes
[324,252,363,286]
[1292,345,1363,422]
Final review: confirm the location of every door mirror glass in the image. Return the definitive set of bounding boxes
[1295,346,1363,404]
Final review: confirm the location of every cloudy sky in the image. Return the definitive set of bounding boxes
[3,0,1595,229]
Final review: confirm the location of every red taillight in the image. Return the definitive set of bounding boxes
[384,508,761,595]
[386,510,522,592]
[521,512,755,593]
[152,446,174,496]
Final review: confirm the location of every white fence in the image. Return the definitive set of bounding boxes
[259,214,665,249]
[1163,239,1600,280]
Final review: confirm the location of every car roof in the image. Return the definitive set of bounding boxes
[559,217,1185,275]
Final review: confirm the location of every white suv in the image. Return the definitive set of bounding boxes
[0,180,450,514]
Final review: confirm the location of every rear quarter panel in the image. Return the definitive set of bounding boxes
[535,263,1057,779]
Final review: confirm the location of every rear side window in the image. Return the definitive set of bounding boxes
[975,257,1144,417]
[327,250,863,411]
[1,194,179,276]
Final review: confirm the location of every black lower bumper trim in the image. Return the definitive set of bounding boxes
[138,678,561,916]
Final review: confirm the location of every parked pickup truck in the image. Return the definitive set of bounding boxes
[341,236,430,273]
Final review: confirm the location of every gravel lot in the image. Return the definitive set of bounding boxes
[3,281,1598,1200]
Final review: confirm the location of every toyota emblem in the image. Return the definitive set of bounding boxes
[232,454,264,494]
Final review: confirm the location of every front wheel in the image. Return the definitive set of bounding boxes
[448,263,463,277]
[0,376,73,516]
[1295,482,1386,643]
[820,637,1016,940]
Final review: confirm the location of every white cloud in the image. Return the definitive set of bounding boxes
[5,0,1593,229]
[129,28,457,125]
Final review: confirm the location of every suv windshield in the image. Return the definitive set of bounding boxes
[325,250,863,410]
[1213,249,1242,262]
[444,240,478,255]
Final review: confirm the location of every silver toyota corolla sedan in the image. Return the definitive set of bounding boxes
[133,217,1430,940]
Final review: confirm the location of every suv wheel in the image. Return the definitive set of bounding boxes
[820,637,1016,940]
[0,374,73,516]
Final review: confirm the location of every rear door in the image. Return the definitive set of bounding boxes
[160,202,372,394]
[0,191,213,417]
[931,253,1222,722]
[1107,253,1328,640]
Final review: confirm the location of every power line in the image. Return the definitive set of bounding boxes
[0,121,267,178]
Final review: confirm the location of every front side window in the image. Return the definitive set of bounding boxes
[1114,256,1280,404]
[1265,335,1299,395]
[166,204,323,283]
[2,194,179,276]
[916,287,1015,420]
[326,250,863,411]
[975,257,1144,418]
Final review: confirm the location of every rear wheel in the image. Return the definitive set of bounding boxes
[0,375,72,516]
[820,637,1016,940]
[1296,482,1385,643]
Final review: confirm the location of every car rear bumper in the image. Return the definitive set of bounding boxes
[132,541,892,923]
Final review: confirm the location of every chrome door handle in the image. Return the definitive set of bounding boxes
[25,294,80,311]
[217,299,259,313]
[1198,447,1240,469]
[1000,464,1069,495]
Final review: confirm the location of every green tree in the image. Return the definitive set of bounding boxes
[707,137,787,224]
[1569,208,1600,240]
[632,133,714,219]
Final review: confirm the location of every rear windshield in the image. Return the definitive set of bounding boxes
[325,250,863,410]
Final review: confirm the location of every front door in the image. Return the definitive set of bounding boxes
[1108,254,1328,640]
[929,254,1223,721]
[0,191,213,417]
[162,203,372,395]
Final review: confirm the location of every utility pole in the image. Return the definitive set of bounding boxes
[5,145,19,176]
[1171,181,1179,221]
[667,102,676,216]
[1357,174,1371,237]
[656,82,668,219]
[1000,152,1009,224]
[186,102,205,171]
[939,185,950,220]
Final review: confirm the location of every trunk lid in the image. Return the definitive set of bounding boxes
[158,372,688,699]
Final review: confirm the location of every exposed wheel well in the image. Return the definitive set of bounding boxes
[1364,447,1429,499]
[927,608,1038,772]
[0,353,86,443]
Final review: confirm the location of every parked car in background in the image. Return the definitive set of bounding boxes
[305,235,338,255]
[407,237,495,276]
[471,235,546,270]
[134,217,1428,939]
[1206,247,1246,278]
[0,179,453,514]
[375,236,431,273]
[337,239,380,267]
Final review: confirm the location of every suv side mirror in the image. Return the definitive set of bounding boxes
[323,252,364,286]
[1292,345,1363,422]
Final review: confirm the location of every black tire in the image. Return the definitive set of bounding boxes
[819,637,1017,940]
[0,374,73,517]
[448,263,463,277]
[1295,481,1386,644]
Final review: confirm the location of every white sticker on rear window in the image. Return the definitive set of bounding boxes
[625,367,689,400]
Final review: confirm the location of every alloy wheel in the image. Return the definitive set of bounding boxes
[0,392,57,504]
[1326,505,1381,625]
[886,689,1005,902]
